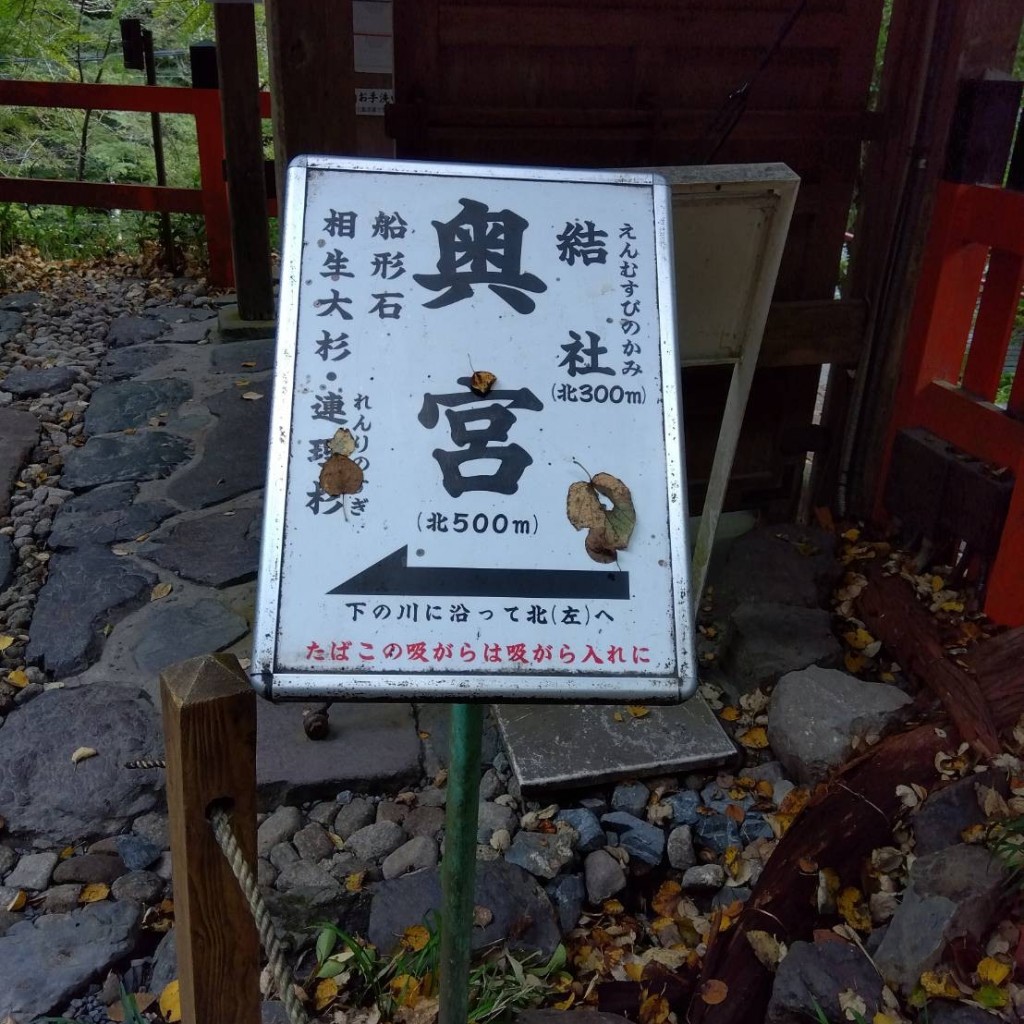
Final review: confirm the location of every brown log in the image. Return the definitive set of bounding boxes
[967,625,1024,724]
[692,724,950,1023]
[855,563,1001,755]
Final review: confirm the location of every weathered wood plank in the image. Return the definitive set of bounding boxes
[162,654,260,1024]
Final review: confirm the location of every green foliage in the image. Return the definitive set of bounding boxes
[986,813,1024,889]
[312,919,567,1024]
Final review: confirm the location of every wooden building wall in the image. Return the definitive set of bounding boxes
[386,0,884,515]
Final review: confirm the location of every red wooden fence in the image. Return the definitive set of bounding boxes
[0,79,275,286]
[877,180,1024,625]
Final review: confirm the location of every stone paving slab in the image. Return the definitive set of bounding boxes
[0,407,40,517]
[257,701,422,804]
[495,699,737,790]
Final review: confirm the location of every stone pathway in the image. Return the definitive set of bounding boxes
[0,267,991,1024]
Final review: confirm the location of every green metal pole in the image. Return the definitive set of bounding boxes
[440,703,483,1024]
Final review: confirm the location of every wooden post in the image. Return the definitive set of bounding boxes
[162,654,261,1024]
[265,0,357,214]
[213,3,275,321]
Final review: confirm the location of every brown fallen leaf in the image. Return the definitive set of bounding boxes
[6,890,26,912]
[473,905,493,927]
[150,582,173,602]
[566,471,636,564]
[699,979,729,1005]
[320,454,364,496]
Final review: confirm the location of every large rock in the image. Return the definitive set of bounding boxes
[768,666,912,783]
[711,524,837,613]
[27,545,156,676]
[106,315,164,348]
[139,504,261,587]
[913,770,1009,856]
[48,481,174,549]
[874,845,1007,993]
[166,385,272,508]
[84,378,192,435]
[98,345,174,382]
[0,291,40,312]
[368,860,560,958]
[210,337,275,373]
[0,407,40,517]
[767,939,883,1024]
[0,901,141,1019]
[1,365,78,396]
[0,685,162,841]
[723,603,841,693]
[62,431,194,490]
[0,310,21,342]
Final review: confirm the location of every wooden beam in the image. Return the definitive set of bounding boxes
[0,177,203,214]
[265,0,357,212]
[214,3,275,322]
[162,654,260,1024]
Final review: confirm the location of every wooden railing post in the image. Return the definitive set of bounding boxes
[193,88,235,288]
[161,654,260,1024]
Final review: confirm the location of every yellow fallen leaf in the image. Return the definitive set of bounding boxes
[843,628,875,651]
[0,636,14,652]
[314,978,340,1011]
[159,980,182,1023]
[6,890,26,911]
[737,726,769,749]
[80,882,110,903]
[6,669,28,689]
[626,705,650,718]
[974,983,1009,1009]
[919,969,960,999]
[838,887,872,932]
[719,706,741,722]
[613,711,624,722]
[873,1013,901,1024]
[602,899,624,914]
[746,929,787,971]
[844,652,866,674]
[977,956,1010,986]
[150,582,173,601]
[389,974,422,1009]
[59,845,75,860]
[638,993,670,1024]
[401,924,430,951]
[345,871,365,892]
[842,528,860,542]
[652,880,682,918]
[71,746,98,765]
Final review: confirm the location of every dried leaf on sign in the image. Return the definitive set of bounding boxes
[470,370,497,396]
[329,428,357,457]
[566,471,636,564]
[320,454,364,496]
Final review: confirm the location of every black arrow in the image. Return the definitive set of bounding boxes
[329,546,629,599]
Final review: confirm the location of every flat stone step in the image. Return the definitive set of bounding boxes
[494,697,736,791]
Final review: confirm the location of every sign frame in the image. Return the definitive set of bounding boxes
[251,155,696,703]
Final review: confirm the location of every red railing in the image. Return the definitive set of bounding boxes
[878,180,1024,625]
[0,79,275,286]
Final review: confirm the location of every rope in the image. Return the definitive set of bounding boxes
[208,805,311,1024]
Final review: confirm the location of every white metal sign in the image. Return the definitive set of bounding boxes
[253,157,696,702]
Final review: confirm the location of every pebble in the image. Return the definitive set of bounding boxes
[334,797,376,839]
[257,805,303,856]
[611,781,649,818]
[345,821,406,862]
[403,805,445,839]
[381,836,438,880]
[667,825,697,870]
[584,849,626,903]
[505,829,575,880]
[292,823,334,862]
[269,842,299,871]
[111,869,164,903]
[52,852,126,885]
[682,864,726,892]
[5,850,58,890]
[42,883,82,913]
